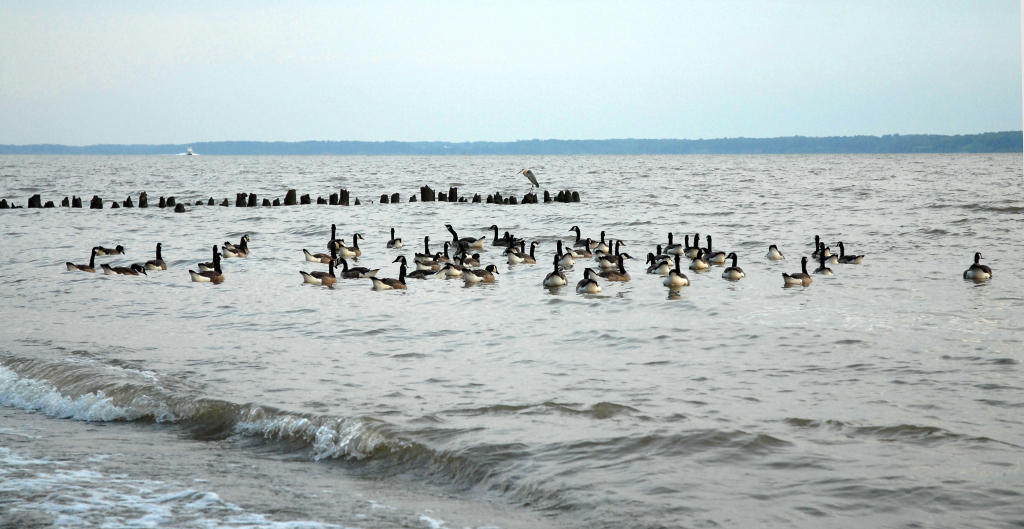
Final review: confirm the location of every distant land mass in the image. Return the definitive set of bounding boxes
[1,131,1020,155]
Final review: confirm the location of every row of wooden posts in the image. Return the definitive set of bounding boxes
[0,186,581,212]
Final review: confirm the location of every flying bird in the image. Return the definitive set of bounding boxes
[518,168,539,189]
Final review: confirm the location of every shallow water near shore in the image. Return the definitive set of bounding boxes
[1,153,1022,528]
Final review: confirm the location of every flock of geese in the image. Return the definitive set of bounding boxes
[64,223,995,290]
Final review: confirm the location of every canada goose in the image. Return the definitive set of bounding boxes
[335,257,378,279]
[101,263,148,276]
[576,268,602,293]
[689,248,710,271]
[836,242,864,264]
[387,227,403,249]
[190,246,224,283]
[664,233,685,256]
[598,254,630,281]
[327,224,340,251]
[811,235,822,256]
[415,254,443,271]
[445,224,485,250]
[569,226,597,250]
[963,252,992,281]
[705,235,727,265]
[766,244,784,261]
[663,255,690,287]
[94,245,125,256]
[462,253,481,267]
[370,263,407,290]
[222,238,249,258]
[783,256,812,286]
[652,245,673,264]
[721,252,745,281]
[442,256,467,278]
[813,253,834,275]
[684,233,701,258]
[223,235,249,253]
[556,240,575,268]
[597,243,629,269]
[818,243,838,264]
[144,243,167,270]
[595,231,610,254]
[393,256,443,279]
[595,238,624,260]
[520,241,539,264]
[505,238,526,265]
[300,252,337,286]
[414,236,435,263]
[332,233,364,258]
[463,264,499,283]
[543,254,568,287]
[490,225,515,246]
[647,253,673,275]
[66,247,99,272]
[303,248,334,263]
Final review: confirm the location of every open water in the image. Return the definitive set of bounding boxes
[0,154,1022,529]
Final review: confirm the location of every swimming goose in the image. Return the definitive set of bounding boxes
[519,241,539,264]
[664,233,685,256]
[190,246,224,283]
[442,255,468,278]
[66,247,99,272]
[337,257,379,279]
[813,253,834,275]
[765,244,784,261]
[223,235,249,253]
[490,225,515,247]
[393,256,444,279]
[836,242,863,264]
[370,263,407,290]
[300,252,338,286]
[663,255,690,287]
[570,239,593,258]
[414,236,435,263]
[463,264,499,284]
[505,238,526,264]
[704,235,727,265]
[594,238,624,260]
[595,231,611,254]
[598,254,630,281]
[684,233,701,258]
[817,243,838,264]
[556,240,575,268]
[303,248,334,263]
[445,224,486,250]
[222,238,250,258]
[963,252,992,281]
[782,256,812,286]
[102,263,148,276]
[647,253,673,275]
[461,253,481,267]
[576,268,602,293]
[543,254,568,287]
[327,224,341,252]
[94,245,125,256]
[387,227,403,249]
[689,248,710,271]
[143,243,167,270]
[721,252,745,281]
[330,233,363,258]
[811,235,822,257]
[569,226,598,250]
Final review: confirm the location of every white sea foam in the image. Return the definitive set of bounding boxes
[233,410,406,461]
[0,364,178,423]
[0,446,349,529]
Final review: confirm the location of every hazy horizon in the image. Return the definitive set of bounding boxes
[1,1,1020,145]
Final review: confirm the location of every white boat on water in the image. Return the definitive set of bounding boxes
[177,147,197,156]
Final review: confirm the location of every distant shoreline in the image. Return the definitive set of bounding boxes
[1,131,1020,155]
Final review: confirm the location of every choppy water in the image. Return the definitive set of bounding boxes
[1,154,1022,529]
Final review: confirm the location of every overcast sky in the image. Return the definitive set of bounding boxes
[1,1,1020,144]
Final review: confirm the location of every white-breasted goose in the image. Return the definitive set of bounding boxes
[721,252,745,281]
[836,242,864,264]
[190,246,224,283]
[66,247,99,272]
[783,256,812,286]
[387,227,404,249]
[963,252,992,281]
[370,263,407,290]
[543,253,568,287]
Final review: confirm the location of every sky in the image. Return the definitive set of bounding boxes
[0,1,1020,145]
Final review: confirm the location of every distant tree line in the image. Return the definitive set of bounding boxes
[1,131,1020,155]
